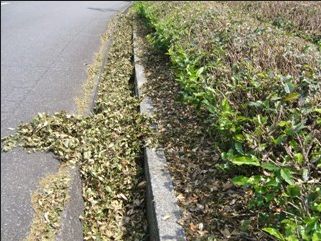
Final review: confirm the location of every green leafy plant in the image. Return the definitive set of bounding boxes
[135,1,321,240]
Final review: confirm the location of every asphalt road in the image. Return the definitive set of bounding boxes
[1,1,130,240]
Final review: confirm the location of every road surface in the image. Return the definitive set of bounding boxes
[1,1,130,240]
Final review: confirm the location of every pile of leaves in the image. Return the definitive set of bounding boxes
[1,12,151,240]
[135,1,321,240]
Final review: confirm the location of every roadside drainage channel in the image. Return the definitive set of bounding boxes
[133,30,187,241]
[56,4,132,241]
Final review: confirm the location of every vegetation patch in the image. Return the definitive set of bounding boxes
[221,1,321,48]
[2,11,151,240]
[135,1,321,240]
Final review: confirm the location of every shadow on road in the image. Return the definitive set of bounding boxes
[87,7,118,12]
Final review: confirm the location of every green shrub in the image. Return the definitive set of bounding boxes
[135,1,321,240]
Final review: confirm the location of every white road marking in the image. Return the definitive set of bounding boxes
[1,2,10,5]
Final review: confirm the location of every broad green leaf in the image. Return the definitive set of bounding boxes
[248,101,264,108]
[232,176,248,186]
[287,236,299,241]
[284,92,300,102]
[277,134,286,144]
[271,134,286,145]
[196,67,204,77]
[229,155,260,166]
[286,185,301,197]
[266,177,279,187]
[248,175,263,185]
[312,231,321,241]
[303,64,313,70]
[293,153,303,165]
[233,134,245,142]
[234,142,243,154]
[308,191,320,203]
[262,227,286,241]
[261,162,279,171]
[221,152,228,161]
[280,168,294,185]
[284,82,295,94]
[278,121,289,127]
[221,98,231,111]
[257,143,267,151]
[289,140,299,151]
[105,186,112,193]
[236,116,249,121]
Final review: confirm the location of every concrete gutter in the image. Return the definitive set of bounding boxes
[133,30,187,241]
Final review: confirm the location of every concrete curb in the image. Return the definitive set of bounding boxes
[133,30,187,241]
[56,166,84,241]
[85,36,113,115]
